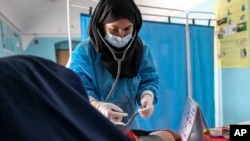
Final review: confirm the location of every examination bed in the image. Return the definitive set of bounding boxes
[0,55,162,141]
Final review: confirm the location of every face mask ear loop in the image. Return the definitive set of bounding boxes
[97,29,136,102]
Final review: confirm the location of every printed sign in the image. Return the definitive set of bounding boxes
[179,97,210,141]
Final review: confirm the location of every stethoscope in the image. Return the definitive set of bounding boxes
[77,29,139,128]
[97,29,140,129]
[97,29,137,102]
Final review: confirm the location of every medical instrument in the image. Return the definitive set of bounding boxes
[115,112,139,131]
[115,105,146,131]
[97,29,137,102]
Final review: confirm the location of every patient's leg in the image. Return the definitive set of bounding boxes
[150,131,175,141]
[126,129,182,141]
[149,130,182,141]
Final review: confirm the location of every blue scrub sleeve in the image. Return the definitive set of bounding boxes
[137,44,159,105]
[69,41,101,101]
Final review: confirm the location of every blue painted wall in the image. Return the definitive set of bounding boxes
[221,69,250,125]
[24,37,68,61]
[23,37,80,61]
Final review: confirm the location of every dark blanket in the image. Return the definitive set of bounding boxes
[0,55,132,141]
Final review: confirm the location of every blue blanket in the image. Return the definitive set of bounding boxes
[0,55,132,141]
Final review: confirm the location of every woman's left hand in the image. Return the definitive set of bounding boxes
[138,94,154,118]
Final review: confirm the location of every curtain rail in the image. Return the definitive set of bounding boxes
[137,4,185,13]
[69,2,90,9]
[67,1,216,21]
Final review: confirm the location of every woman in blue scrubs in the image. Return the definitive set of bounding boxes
[69,0,159,129]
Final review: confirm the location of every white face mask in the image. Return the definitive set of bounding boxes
[104,32,132,48]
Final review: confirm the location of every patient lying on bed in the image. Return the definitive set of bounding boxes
[0,55,182,141]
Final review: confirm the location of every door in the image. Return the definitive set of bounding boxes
[56,49,69,66]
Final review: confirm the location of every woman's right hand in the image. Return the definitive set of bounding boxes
[96,102,128,122]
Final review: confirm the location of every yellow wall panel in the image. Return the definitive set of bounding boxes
[215,0,249,68]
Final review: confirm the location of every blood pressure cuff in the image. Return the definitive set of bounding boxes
[0,55,132,141]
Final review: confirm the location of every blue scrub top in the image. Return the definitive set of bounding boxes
[69,39,159,129]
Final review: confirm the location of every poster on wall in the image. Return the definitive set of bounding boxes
[215,0,249,68]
